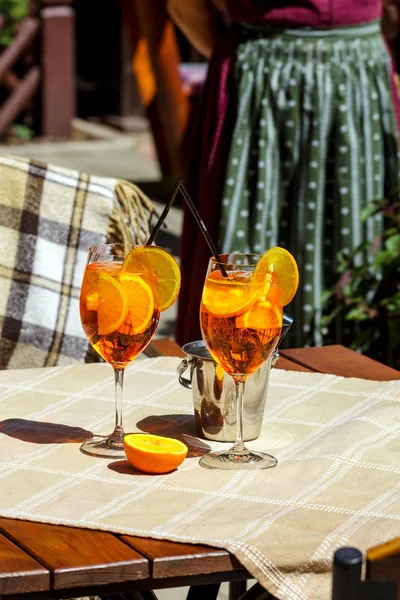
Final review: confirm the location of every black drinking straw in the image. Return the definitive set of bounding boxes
[146,176,183,245]
[179,182,228,278]
[146,176,228,278]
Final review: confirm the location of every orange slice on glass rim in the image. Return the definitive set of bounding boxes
[120,246,181,312]
[118,273,155,335]
[253,246,299,307]
[124,433,188,474]
[96,273,128,335]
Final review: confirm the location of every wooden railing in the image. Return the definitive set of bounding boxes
[0,0,75,139]
[40,0,75,137]
[0,15,40,137]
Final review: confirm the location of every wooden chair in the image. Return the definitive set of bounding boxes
[332,544,399,600]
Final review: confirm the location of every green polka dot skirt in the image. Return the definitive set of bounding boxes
[219,20,400,347]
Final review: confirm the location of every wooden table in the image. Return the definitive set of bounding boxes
[1,345,399,600]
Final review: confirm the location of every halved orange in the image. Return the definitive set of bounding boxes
[124,433,188,474]
[120,246,181,312]
[118,273,155,335]
[97,273,129,335]
[253,247,299,307]
[202,270,260,317]
[236,300,283,329]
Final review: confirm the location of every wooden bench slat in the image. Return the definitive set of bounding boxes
[0,519,149,590]
[274,355,312,372]
[145,338,185,358]
[0,532,50,595]
[121,536,247,579]
[280,345,400,381]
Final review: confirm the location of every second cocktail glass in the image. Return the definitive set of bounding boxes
[199,252,284,470]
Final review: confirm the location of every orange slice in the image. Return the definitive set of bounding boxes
[97,273,129,335]
[237,300,283,329]
[121,246,181,312]
[202,270,259,317]
[118,273,155,335]
[253,247,299,307]
[124,433,188,474]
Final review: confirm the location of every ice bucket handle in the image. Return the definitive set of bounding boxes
[177,358,192,389]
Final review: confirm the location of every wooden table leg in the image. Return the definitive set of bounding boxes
[229,580,247,599]
[186,583,221,599]
[235,582,278,599]
[99,592,158,600]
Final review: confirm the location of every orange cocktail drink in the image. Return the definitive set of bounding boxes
[80,261,160,367]
[79,243,180,459]
[200,269,282,379]
[199,248,298,470]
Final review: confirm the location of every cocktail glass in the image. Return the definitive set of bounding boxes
[199,253,283,470]
[79,243,178,458]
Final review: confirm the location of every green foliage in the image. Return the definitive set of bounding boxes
[0,0,29,46]
[11,123,33,140]
[322,195,400,367]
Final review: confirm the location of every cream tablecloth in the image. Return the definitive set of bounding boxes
[0,357,399,600]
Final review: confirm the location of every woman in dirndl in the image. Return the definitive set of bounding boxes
[169,0,400,348]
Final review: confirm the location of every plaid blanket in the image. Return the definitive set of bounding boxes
[0,154,156,370]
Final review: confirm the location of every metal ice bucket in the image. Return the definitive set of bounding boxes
[177,316,292,442]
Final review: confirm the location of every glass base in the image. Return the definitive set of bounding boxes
[199,450,277,470]
[80,435,126,459]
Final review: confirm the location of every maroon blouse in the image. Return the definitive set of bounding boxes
[226,0,382,28]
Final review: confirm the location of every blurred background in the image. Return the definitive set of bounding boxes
[0,0,214,340]
[0,0,399,363]
[0,0,209,186]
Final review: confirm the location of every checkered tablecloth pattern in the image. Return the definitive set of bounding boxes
[0,357,399,600]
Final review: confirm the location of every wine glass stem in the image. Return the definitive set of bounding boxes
[110,367,125,443]
[230,379,249,456]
